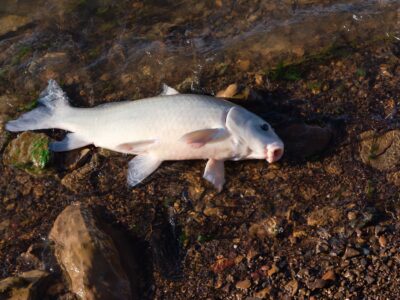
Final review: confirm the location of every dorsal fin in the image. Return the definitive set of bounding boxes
[160,84,180,96]
[38,79,70,109]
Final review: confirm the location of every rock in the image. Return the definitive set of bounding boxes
[307,278,327,290]
[378,236,387,248]
[0,219,10,232]
[254,286,271,298]
[48,203,132,300]
[324,161,343,175]
[275,122,332,159]
[249,217,282,239]
[0,270,50,300]
[235,279,251,290]
[216,83,238,98]
[343,247,360,259]
[54,148,91,171]
[203,206,222,217]
[307,207,341,226]
[211,256,235,274]
[386,171,400,187]
[359,130,400,171]
[285,279,299,296]
[267,264,279,277]
[0,15,31,36]
[347,211,357,221]
[3,131,50,172]
[61,154,100,192]
[322,270,336,281]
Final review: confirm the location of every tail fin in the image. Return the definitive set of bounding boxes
[6,80,71,132]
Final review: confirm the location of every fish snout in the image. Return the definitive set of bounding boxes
[265,143,284,163]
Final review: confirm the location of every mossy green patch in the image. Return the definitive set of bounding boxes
[179,231,188,247]
[87,46,102,60]
[30,137,50,169]
[269,61,302,81]
[196,234,214,243]
[3,132,50,174]
[19,99,38,112]
[355,68,366,77]
[99,21,117,32]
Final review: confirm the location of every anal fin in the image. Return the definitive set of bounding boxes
[50,133,91,152]
[127,155,162,187]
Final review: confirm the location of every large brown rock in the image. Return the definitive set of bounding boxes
[359,130,400,171]
[49,203,132,300]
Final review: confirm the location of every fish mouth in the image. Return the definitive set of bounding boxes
[265,145,284,163]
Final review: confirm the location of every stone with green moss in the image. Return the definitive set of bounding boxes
[3,131,50,173]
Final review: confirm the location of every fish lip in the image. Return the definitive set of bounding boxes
[265,144,284,163]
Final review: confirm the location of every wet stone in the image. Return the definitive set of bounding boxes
[359,130,400,171]
[307,278,327,290]
[235,279,251,290]
[54,148,91,171]
[60,154,100,192]
[322,270,336,282]
[48,203,133,300]
[3,131,50,173]
[386,171,400,187]
[343,247,360,259]
[0,15,31,36]
[284,279,299,296]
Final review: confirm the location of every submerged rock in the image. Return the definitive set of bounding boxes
[359,130,400,171]
[0,270,50,300]
[3,131,50,173]
[0,15,31,36]
[49,203,132,300]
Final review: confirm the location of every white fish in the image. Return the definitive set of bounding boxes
[6,80,284,191]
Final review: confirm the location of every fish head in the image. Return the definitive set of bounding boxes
[226,106,284,163]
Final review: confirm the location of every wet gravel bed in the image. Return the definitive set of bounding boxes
[0,15,399,300]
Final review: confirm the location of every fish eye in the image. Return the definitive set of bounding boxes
[260,124,269,131]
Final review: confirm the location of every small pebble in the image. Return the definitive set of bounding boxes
[236,279,251,290]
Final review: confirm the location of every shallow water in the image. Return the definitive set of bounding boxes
[0,0,398,99]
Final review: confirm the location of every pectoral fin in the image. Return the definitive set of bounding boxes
[116,139,157,154]
[127,155,162,187]
[180,128,229,148]
[50,133,91,152]
[203,159,225,192]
